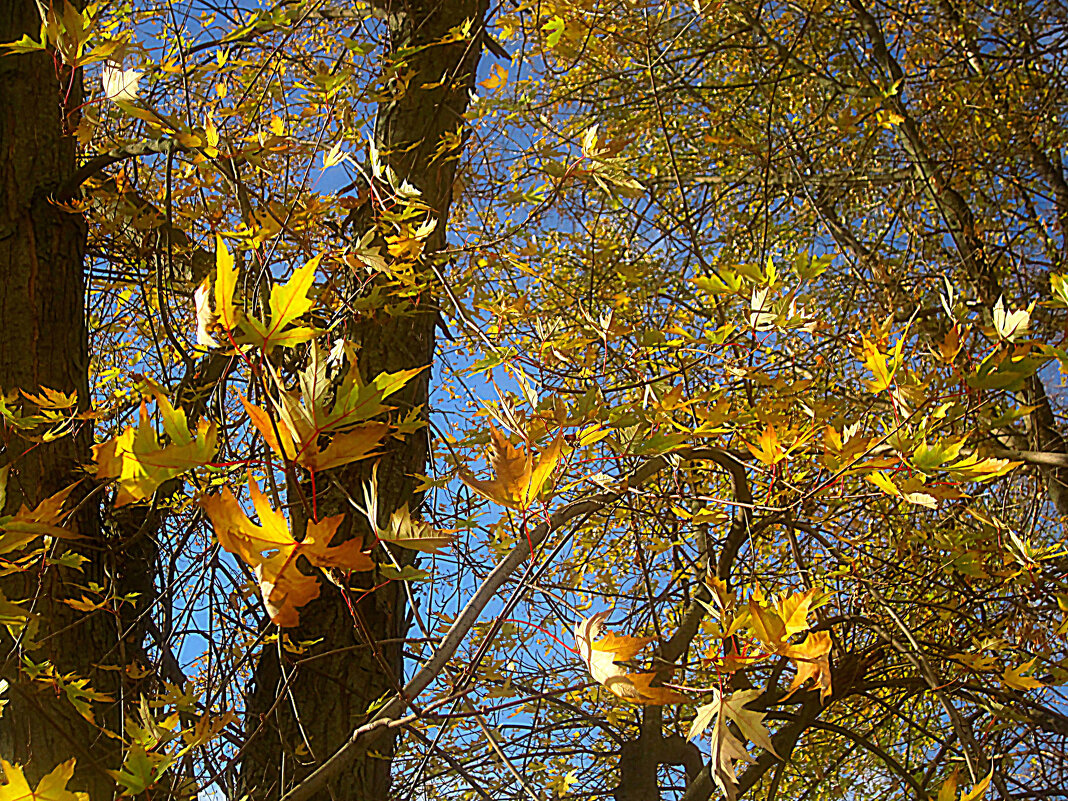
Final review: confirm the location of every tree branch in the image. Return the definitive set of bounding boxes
[278,447,751,801]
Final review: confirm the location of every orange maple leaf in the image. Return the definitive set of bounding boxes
[201,477,374,626]
[460,426,563,509]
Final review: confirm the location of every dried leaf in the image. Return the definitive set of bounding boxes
[194,280,219,347]
[707,697,754,801]
[102,62,141,102]
[688,689,782,799]
[574,612,687,705]
[461,427,563,509]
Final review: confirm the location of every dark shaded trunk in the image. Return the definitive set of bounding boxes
[0,1,124,795]
[239,2,488,798]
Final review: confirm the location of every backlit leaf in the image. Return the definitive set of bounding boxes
[574,612,687,705]
[461,427,563,509]
[201,477,375,626]
[0,760,87,801]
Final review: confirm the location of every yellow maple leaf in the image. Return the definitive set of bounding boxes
[574,612,688,705]
[241,395,299,462]
[743,588,832,700]
[859,333,907,394]
[242,255,322,351]
[743,425,785,466]
[939,325,963,363]
[460,427,563,509]
[781,631,833,700]
[965,773,995,801]
[385,232,425,260]
[1001,658,1045,691]
[214,235,240,333]
[302,423,389,472]
[775,586,820,637]
[867,470,900,497]
[0,759,87,801]
[479,63,508,92]
[0,590,38,642]
[0,483,79,555]
[747,597,788,650]
[93,393,217,507]
[945,454,1020,483]
[241,395,389,472]
[194,236,241,348]
[201,477,374,626]
[938,768,960,801]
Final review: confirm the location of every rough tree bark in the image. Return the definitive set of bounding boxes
[240,2,488,798]
[0,1,123,795]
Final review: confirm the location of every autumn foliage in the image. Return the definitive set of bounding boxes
[1,0,1067,800]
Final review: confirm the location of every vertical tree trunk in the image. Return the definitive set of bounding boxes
[0,1,121,795]
[240,2,487,799]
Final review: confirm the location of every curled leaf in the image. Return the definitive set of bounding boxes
[102,62,141,102]
[574,612,687,705]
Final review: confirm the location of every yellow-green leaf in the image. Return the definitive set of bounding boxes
[0,759,87,801]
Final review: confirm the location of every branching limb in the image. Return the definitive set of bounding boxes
[278,446,751,801]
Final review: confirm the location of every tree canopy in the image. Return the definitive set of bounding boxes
[1,0,1067,800]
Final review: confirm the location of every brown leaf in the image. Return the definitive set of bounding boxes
[461,426,563,509]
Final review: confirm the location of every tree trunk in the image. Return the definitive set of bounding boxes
[240,2,487,798]
[0,1,123,795]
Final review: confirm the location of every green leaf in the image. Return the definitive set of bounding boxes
[0,33,46,55]
[110,744,173,796]
[542,16,565,47]
[912,439,964,474]
[378,564,430,582]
